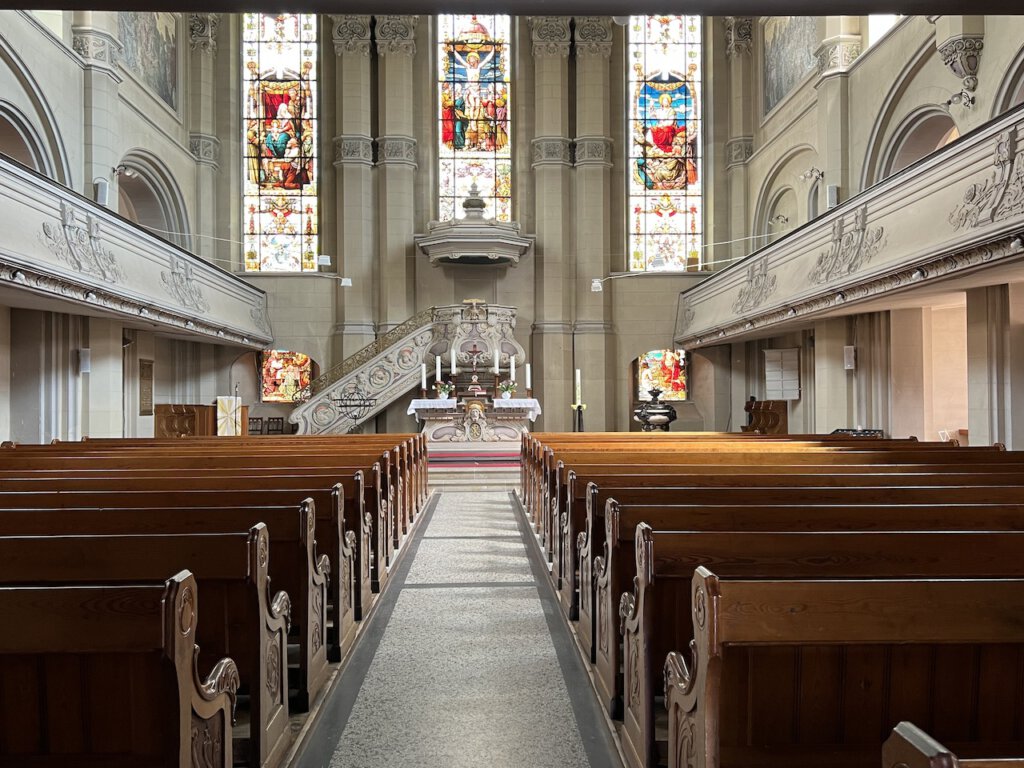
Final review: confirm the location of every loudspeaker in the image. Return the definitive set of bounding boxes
[77,348,91,374]
[843,345,856,370]
[826,184,840,209]
[93,178,109,207]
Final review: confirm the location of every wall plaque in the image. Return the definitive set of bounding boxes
[139,359,154,416]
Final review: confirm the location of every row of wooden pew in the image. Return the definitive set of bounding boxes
[0,433,428,768]
[521,431,1024,768]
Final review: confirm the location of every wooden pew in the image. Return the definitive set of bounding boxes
[0,570,238,767]
[0,502,330,711]
[883,722,1024,768]
[0,525,289,768]
[664,568,1024,768]
[619,528,1024,768]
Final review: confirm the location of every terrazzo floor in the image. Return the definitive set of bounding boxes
[311,490,622,768]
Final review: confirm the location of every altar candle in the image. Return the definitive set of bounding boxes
[526,363,532,390]
[451,346,457,375]
[494,352,499,375]
[510,355,516,383]
[575,368,582,404]
[435,355,441,382]
[421,364,427,391]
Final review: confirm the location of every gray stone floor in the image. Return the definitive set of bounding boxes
[325,490,617,768]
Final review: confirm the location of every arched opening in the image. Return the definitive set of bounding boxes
[115,151,191,248]
[764,187,796,246]
[883,111,959,179]
[807,179,821,221]
[0,106,49,174]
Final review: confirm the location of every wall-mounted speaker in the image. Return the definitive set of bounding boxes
[843,345,856,370]
[826,184,840,209]
[77,348,91,374]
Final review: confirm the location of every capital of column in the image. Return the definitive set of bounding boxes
[333,134,374,167]
[72,27,123,80]
[938,34,984,92]
[529,16,571,58]
[189,13,220,54]
[722,17,753,59]
[815,35,862,77]
[189,133,220,168]
[574,137,613,167]
[574,16,613,59]
[725,137,753,168]
[330,15,371,56]
[375,15,418,57]
[532,137,572,168]
[377,135,417,168]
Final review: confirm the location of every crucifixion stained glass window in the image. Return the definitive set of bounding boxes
[628,15,703,272]
[437,14,512,222]
[242,13,318,272]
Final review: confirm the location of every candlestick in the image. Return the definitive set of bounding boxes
[451,346,457,375]
[526,363,532,390]
[575,368,582,404]
[435,355,441,382]
[421,363,427,391]
[510,355,516,383]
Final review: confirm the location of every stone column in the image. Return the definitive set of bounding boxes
[374,15,418,333]
[331,15,376,358]
[188,13,221,261]
[889,308,933,439]
[722,17,754,263]
[813,317,853,433]
[572,17,614,430]
[84,317,124,438]
[72,11,123,202]
[529,16,573,432]
[813,16,861,204]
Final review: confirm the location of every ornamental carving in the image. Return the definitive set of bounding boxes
[189,13,220,54]
[72,28,121,70]
[179,586,195,635]
[40,201,125,284]
[939,35,983,91]
[723,17,753,58]
[266,642,281,700]
[574,137,612,166]
[726,137,753,167]
[950,130,1024,229]
[676,299,696,336]
[189,133,220,168]
[190,715,223,768]
[808,205,885,284]
[627,637,642,707]
[375,15,418,57]
[331,15,371,56]
[333,135,373,166]
[694,586,706,629]
[250,303,271,334]
[574,16,613,58]
[733,259,777,313]
[161,254,210,313]
[378,136,417,167]
[311,587,324,652]
[529,16,571,58]
[532,137,572,167]
[677,715,698,768]
[816,38,861,75]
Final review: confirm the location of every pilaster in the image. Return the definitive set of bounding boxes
[814,16,860,203]
[722,17,754,263]
[374,15,418,333]
[188,13,220,261]
[529,16,573,431]
[813,317,853,433]
[73,11,122,205]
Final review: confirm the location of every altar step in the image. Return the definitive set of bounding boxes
[428,465,520,491]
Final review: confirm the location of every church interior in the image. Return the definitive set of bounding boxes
[2,7,1024,768]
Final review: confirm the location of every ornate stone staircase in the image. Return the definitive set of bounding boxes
[289,302,525,435]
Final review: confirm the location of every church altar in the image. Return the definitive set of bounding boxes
[408,396,541,443]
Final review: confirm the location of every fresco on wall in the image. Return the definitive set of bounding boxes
[762,16,817,115]
[118,12,178,110]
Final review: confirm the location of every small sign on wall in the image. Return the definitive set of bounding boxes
[139,359,154,416]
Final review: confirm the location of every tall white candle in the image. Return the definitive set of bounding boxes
[575,368,582,404]
[510,355,516,383]
[421,363,427,391]
[435,355,441,382]
[494,352,499,375]
[451,346,457,375]
[526,363,532,390]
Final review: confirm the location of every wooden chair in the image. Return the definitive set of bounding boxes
[266,417,285,435]
[249,416,264,435]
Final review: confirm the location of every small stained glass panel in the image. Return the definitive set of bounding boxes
[262,349,312,402]
[628,15,703,272]
[638,349,688,401]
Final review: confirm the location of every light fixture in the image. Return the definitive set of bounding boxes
[744,321,753,330]
[591,278,603,293]
[911,267,927,281]
[835,291,847,303]
[800,168,824,182]
[945,89,975,109]
[1011,235,1024,249]
[112,164,137,178]
[787,307,797,317]
[339,277,353,287]
[84,290,96,301]
[10,270,24,282]
[217,329,225,337]
[695,338,702,344]
[316,254,332,266]
[718,330,726,337]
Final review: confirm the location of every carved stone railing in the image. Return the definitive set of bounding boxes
[0,154,271,348]
[675,103,1024,349]
[289,302,526,435]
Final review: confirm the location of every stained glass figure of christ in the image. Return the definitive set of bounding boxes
[438,14,512,222]
[628,15,703,272]
[243,13,319,272]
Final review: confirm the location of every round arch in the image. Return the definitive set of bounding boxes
[878,107,959,181]
[0,101,51,174]
[116,149,192,249]
[993,44,1024,117]
[751,143,815,245]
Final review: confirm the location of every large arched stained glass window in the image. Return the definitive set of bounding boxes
[437,14,512,222]
[243,13,318,272]
[628,16,703,272]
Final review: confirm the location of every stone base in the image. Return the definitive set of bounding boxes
[420,409,531,443]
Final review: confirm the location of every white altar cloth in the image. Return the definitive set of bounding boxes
[407,399,457,420]
[492,397,542,422]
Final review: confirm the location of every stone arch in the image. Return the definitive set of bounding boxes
[993,44,1024,117]
[116,149,192,249]
[0,101,51,173]
[751,143,816,246]
[878,107,959,180]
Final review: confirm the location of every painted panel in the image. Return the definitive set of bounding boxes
[118,12,179,110]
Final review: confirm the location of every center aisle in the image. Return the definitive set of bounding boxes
[297,489,622,768]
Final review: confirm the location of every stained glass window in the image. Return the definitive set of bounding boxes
[628,16,702,272]
[261,349,313,402]
[638,349,687,401]
[437,14,512,222]
[243,14,318,272]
